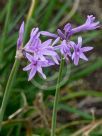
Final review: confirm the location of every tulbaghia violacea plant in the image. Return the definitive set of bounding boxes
[0,14,100,135]
[16,15,100,81]
[16,22,60,81]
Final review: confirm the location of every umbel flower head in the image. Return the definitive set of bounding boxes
[16,15,100,81]
[24,38,59,64]
[16,23,60,81]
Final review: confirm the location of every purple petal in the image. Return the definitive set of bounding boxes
[64,23,72,32]
[69,41,76,49]
[39,59,55,67]
[44,59,55,67]
[25,38,41,53]
[25,53,34,62]
[86,15,95,24]
[34,38,41,48]
[25,35,36,48]
[64,23,72,38]
[79,53,88,61]
[30,28,39,37]
[38,54,46,61]
[28,67,37,81]
[42,39,52,47]
[74,54,79,65]
[37,67,46,79]
[40,31,58,38]
[54,45,61,50]
[26,31,40,48]
[71,25,85,34]
[52,56,59,65]
[23,64,32,71]
[81,47,93,52]
[52,37,60,46]
[57,29,65,39]
[72,52,75,60]
[42,50,57,56]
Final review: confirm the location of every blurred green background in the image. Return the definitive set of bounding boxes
[0,0,102,135]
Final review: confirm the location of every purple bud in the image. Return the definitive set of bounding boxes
[17,21,24,50]
[71,15,100,34]
[57,29,65,39]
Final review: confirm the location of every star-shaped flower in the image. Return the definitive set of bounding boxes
[71,37,93,65]
[72,15,100,34]
[55,40,71,60]
[23,53,55,81]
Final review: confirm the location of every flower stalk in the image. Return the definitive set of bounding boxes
[51,57,64,136]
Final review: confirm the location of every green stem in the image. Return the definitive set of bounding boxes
[0,60,19,128]
[51,57,64,136]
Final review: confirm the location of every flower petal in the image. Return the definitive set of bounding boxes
[26,53,34,62]
[72,52,75,60]
[57,29,65,39]
[37,67,46,79]
[52,56,59,65]
[23,64,32,71]
[64,23,72,32]
[42,50,57,56]
[30,27,39,37]
[81,46,93,52]
[52,37,60,46]
[28,67,37,81]
[80,53,88,61]
[42,39,52,47]
[69,41,76,49]
[40,31,58,38]
[74,54,79,65]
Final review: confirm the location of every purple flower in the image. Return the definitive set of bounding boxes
[25,27,40,48]
[24,37,60,64]
[17,21,24,49]
[71,37,93,65]
[55,40,71,60]
[57,23,72,40]
[40,15,100,41]
[71,15,100,34]
[23,53,55,81]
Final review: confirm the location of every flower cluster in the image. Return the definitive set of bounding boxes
[16,15,100,81]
